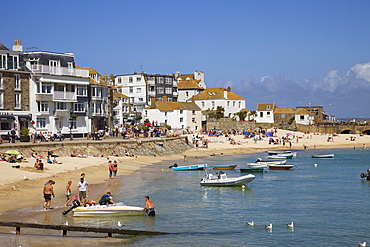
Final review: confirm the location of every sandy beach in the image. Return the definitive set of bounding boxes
[0,129,369,215]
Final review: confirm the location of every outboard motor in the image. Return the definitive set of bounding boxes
[360,169,370,180]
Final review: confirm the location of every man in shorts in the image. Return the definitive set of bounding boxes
[43,180,55,210]
[77,177,88,204]
[143,195,155,216]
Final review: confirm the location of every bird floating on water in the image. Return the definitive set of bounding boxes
[246,221,254,226]
[357,242,367,247]
[265,224,272,230]
[287,222,294,228]
[314,163,318,167]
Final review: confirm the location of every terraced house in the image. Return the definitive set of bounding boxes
[24,46,90,138]
[0,41,31,138]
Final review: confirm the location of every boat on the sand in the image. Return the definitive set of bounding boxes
[72,203,144,217]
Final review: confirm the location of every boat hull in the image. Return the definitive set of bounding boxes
[256,160,287,165]
[311,154,334,158]
[72,205,144,217]
[240,168,265,173]
[200,174,255,186]
[173,164,207,171]
[268,155,293,159]
[247,163,268,168]
[269,165,294,170]
[211,165,237,170]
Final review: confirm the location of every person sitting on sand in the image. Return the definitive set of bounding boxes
[36,162,44,170]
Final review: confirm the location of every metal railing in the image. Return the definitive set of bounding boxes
[27,65,89,77]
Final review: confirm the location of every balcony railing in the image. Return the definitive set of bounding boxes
[54,91,76,100]
[27,65,89,78]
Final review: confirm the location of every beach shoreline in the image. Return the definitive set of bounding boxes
[0,129,369,216]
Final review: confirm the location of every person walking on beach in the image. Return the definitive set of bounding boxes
[77,177,88,203]
[108,160,114,179]
[113,160,118,179]
[65,180,72,206]
[43,180,55,210]
[143,195,155,216]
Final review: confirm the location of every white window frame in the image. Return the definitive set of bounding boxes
[180,117,183,122]
[136,88,142,93]
[0,73,3,89]
[74,102,86,112]
[56,102,67,110]
[15,93,21,109]
[77,85,87,96]
[0,92,3,109]
[37,117,46,128]
[157,87,164,94]
[165,87,172,94]
[14,74,21,90]
[37,101,49,113]
[41,82,52,94]
[0,54,6,69]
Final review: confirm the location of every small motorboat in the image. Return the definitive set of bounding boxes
[240,167,266,173]
[247,163,268,168]
[267,150,297,157]
[200,171,255,186]
[269,164,294,170]
[311,154,334,158]
[211,164,237,170]
[72,203,144,217]
[172,164,207,171]
[267,155,292,159]
[255,158,287,165]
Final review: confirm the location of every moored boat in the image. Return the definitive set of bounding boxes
[267,155,292,159]
[240,167,266,173]
[268,164,294,170]
[72,203,144,217]
[200,172,255,186]
[211,164,237,170]
[173,164,207,171]
[247,162,268,168]
[267,150,297,157]
[311,154,334,158]
[256,159,287,165]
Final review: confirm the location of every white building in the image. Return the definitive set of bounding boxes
[144,97,202,131]
[295,108,314,125]
[112,90,132,126]
[254,103,277,123]
[24,51,90,137]
[189,87,245,119]
[175,70,206,102]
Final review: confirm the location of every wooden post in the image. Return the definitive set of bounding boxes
[16,226,20,235]
[63,230,67,237]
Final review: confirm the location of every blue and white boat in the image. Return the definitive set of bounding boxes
[173,164,207,171]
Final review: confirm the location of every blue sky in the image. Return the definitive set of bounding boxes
[2,0,370,118]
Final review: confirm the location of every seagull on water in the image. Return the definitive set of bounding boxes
[118,221,123,229]
[287,222,294,228]
[265,224,272,230]
[357,242,367,247]
[246,221,254,226]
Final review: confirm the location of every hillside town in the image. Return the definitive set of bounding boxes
[0,40,339,140]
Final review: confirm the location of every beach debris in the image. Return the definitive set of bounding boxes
[246,221,254,226]
[265,224,272,230]
[287,222,294,228]
[357,242,367,247]
[23,176,29,180]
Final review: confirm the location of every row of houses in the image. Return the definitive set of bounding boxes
[0,40,334,138]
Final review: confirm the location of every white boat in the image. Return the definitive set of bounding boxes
[267,150,296,157]
[256,159,287,165]
[200,172,255,186]
[311,154,334,158]
[268,155,290,159]
[247,162,268,168]
[72,203,144,217]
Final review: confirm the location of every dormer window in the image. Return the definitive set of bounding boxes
[267,105,271,110]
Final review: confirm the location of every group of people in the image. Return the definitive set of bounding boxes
[43,170,155,216]
[32,130,65,143]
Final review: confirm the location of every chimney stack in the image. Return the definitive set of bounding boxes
[163,95,168,103]
[151,97,156,108]
[13,40,22,52]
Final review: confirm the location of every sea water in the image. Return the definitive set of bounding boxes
[1,148,370,246]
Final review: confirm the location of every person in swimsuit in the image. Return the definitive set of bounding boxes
[65,180,72,206]
[43,180,55,210]
[143,195,155,216]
